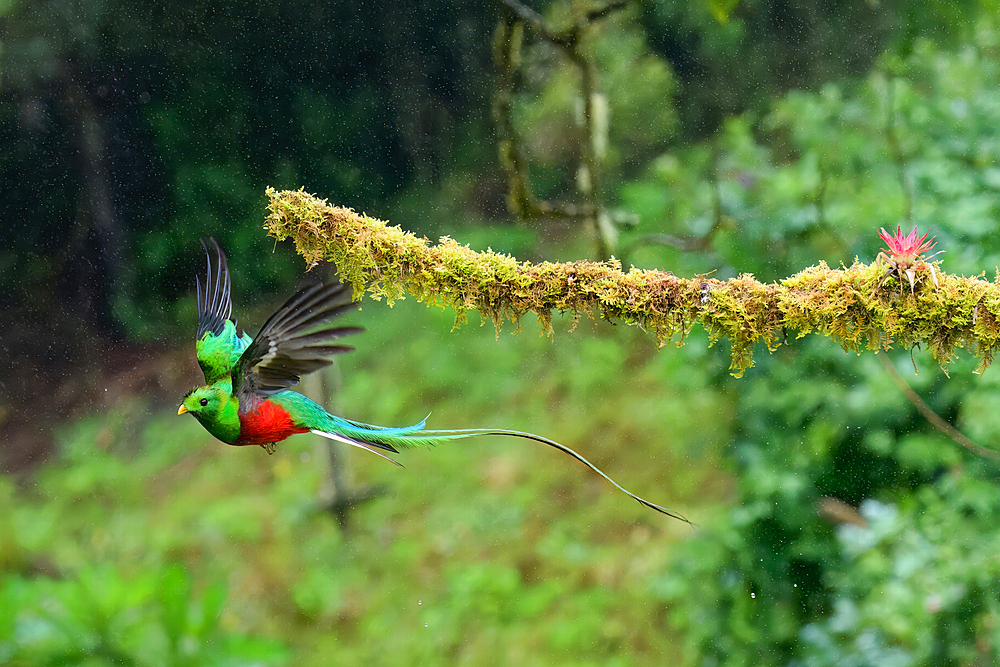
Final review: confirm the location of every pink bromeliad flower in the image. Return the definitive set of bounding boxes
[879,225,937,263]
[876,225,942,294]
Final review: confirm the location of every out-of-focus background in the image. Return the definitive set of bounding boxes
[3,0,1000,664]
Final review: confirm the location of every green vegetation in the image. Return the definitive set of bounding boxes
[6,0,1000,665]
[1,301,725,665]
[638,12,1000,666]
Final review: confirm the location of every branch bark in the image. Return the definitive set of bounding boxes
[264,188,1000,377]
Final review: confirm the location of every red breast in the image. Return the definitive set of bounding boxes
[234,399,310,447]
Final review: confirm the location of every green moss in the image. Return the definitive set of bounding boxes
[264,188,1000,377]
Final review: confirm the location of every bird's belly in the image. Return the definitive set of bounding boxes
[235,400,310,447]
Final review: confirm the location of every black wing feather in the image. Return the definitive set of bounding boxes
[196,238,234,340]
[233,282,363,402]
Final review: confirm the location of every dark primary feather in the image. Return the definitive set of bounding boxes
[196,238,234,340]
[233,282,363,402]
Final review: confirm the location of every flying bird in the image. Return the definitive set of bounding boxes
[179,239,687,522]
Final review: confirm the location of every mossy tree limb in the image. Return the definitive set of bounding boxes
[264,188,1000,377]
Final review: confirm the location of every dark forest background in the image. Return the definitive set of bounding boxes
[4,1,1000,665]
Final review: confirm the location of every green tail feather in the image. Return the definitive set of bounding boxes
[312,415,690,523]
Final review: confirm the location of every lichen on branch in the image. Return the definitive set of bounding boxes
[264,188,1000,377]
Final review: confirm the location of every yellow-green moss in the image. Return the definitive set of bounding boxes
[264,188,1000,377]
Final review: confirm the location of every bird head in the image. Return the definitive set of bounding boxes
[178,384,227,416]
[178,383,241,444]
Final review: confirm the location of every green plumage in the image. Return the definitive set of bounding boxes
[181,382,241,444]
[196,320,252,385]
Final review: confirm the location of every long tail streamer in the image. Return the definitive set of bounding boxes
[310,422,690,523]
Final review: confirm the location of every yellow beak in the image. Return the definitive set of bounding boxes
[178,404,188,415]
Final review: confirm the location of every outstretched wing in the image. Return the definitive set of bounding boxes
[195,239,250,384]
[196,238,233,341]
[232,282,363,405]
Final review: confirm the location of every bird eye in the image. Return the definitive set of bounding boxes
[199,398,208,406]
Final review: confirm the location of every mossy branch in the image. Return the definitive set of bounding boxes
[264,188,1000,377]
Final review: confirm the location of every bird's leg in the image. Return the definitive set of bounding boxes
[262,442,277,454]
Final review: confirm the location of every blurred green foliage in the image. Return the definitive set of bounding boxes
[0,0,980,337]
[504,6,677,197]
[631,11,1000,666]
[5,0,1000,665]
[0,300,726,665]
[639,0,982,141]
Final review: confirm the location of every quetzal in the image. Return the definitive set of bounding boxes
[179,240,686,521]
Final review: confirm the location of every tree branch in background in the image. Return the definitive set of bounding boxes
[875,351,1000,461]
[265,188,1000,378]
[493,0,631,258]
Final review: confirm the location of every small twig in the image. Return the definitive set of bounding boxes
[876,351,1000,461]
[584,0,631,23]
[628,233,713,252]
[619,147,727,261]
[499,0,546,32]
